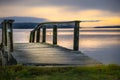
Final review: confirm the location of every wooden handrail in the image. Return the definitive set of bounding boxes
[30,20,81,51]
[32,20,81,31]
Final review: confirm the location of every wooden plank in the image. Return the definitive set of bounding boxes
[12,43,101,66]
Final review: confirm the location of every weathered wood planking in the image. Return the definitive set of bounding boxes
[12,43,101,66]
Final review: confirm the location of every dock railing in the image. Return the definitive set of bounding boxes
[30,21,81,51]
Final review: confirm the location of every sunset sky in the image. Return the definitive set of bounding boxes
[0,0,120,27]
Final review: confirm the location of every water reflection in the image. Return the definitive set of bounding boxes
[81,32,120,35]
[80,39,102,48]
[80,35,120,49]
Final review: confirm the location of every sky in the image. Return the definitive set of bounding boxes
[0,0,120,27]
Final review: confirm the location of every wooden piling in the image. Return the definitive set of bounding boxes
[36,28,41,43]
[31,31,35,43]
[31,31,33,42]
[73,21,80,51]
[1,20,14,66]
[29,32,32,42]
[53,25,57,45]
[42,26,46,43]
[7,20,14,52]
[2,21,7,46]
[33,31,35,43]
[1,22,4,46]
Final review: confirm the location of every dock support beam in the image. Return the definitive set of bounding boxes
[7,20,14,52]
[36,28,41,43]
[29,32,32,42]
[2,20,14,52]
[1,20,15,66]
[53,25,57,45]
[42,26,46,43]
[73,21,80,51]
[2,21,7,46]
[31,31,35,43]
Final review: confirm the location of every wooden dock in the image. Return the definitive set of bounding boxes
[11,43,101,66]
[0,20,102,66]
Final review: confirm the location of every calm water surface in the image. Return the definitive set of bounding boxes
[0,28,120,64]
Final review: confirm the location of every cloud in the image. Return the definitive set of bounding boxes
[0,0,120,13]
[0,0,18,5]
[0,0,120,26]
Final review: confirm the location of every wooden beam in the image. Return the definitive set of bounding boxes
[42,26,46,43]
[53,25,57,45]
[29,32,32,42]
[7,21,14,52]
[2,21,7,46]
[36,28,41,43]
[73,21,80,51]
[31,31,35,43]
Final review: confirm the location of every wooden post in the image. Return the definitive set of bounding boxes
[1,21,8,66]
[42,26,46,43]
[36,28,41,43]
[1,22,5,46]
[7,20,14,52]
[2,20,7,46]
[29,32,32,42]
[31,31,33,42]
[33,31,35,43]
[53,25,57,45]
[73,21,80,51]
[1,20,14,65]
[31,31,35,43]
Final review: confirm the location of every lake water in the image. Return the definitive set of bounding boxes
[0,28,120,65]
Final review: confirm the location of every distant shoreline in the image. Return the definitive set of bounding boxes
[0,23,120,29]
[94,26,120,28]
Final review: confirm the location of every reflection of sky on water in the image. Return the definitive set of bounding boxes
[80,35,120,49]
[79,34,120,65]
[46,28,120,64]
[0,28,120,64]
[80,39,103,48]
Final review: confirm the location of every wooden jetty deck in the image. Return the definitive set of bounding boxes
[0,20,102,66]
[12,43,101,66]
